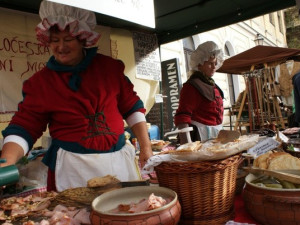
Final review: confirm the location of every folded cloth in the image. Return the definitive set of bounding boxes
[226,221,256,225]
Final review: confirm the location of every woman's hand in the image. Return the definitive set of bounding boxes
[139,146,153,168]
[130,121,153,169]
[0,142,25,167]
[282,127,300,135]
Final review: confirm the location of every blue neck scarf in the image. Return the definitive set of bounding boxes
[46,47,98,91]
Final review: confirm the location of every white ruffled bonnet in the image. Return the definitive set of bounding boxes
[189,41,224,71]
[36,0,100,47]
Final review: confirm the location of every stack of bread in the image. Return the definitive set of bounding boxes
[253,151,300,170]
[151,140,169,150]
[171,141,202,153]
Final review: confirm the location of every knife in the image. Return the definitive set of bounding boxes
[276,170,300,176]
[120,179,150,187]
[217,130,241,144]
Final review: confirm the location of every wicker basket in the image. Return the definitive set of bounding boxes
[154,154,242,225]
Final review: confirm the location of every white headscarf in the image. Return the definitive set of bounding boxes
[36,0,100,47]
[189,41,224,71]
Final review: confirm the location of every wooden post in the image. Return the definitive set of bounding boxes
[270,67,285,129]
[234,79,248,131]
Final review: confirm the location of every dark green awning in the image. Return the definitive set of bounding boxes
[0,0,296,44]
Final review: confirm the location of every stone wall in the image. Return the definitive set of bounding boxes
[285,7,300,49]
[146,100,174,140]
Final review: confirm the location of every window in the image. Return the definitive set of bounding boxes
[269,13,275,25]
[183,37,195,73]
[277,11,283,33]
[225,44,235,105]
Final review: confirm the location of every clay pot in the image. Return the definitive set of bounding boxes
[90,186,181,225]
[243,173,300,225]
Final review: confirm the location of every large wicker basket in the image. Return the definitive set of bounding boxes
[154,154,242,225]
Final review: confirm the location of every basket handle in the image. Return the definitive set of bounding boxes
[264,195,300,204]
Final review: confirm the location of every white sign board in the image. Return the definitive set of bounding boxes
[247,137,280,157]
[155,94,163,103]
[278,131,289,143]
[132,31,161,81]
[48,0,155,28]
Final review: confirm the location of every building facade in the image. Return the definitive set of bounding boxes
[147,10,288,135]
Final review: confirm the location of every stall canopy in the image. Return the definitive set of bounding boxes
[217,46,300,74]
[0,0,296,45]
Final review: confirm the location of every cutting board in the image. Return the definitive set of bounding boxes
[244,167,300,184]
[217,130,240,144]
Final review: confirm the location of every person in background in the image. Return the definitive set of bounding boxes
[291,71,300,126]
[283,70,300,134]
[0,0,152,192]
[174,41,224,144]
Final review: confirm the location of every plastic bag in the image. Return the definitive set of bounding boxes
[170,134,260,161]
[17,155,48,190]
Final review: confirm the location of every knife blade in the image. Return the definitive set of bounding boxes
[217,130,241,144]
[120,180,150,187]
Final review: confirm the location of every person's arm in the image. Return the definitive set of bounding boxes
[130,121,152,168]
[0,142,24,167]
[282,127,300,135]
[174,83,199,144]
[177,123,190,145]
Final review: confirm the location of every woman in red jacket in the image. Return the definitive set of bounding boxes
[1,1,152,191]
[174,41,224,144]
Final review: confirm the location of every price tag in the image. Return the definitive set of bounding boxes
[278,131,289,143]
[247,137,280,158]
[155,94,163,103]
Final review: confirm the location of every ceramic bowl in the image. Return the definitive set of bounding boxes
[90,186,181,225]
[243,173,300,225]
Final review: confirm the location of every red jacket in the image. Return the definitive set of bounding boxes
[6,53,145,151]
[174,78,223,126]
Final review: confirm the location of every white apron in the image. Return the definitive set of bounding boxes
[55,143,140,192]
[191,120,223,142]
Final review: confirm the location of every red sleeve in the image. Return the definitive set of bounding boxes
[174,83,202,125]
[116,61,145,116]
[9,74,49,142]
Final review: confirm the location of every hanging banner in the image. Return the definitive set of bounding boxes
[132,31,161,81]
[48,0,155,28]
[0,10,48,117]
[161,58,182,130]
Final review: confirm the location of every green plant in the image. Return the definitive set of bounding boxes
[287,144,295,151]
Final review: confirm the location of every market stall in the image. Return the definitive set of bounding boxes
[1,1,299,225]
[0,0,296,45]
[213,45,300,224]
[1,132,261,225]
[145,129,300,225]
[217,45,300,132]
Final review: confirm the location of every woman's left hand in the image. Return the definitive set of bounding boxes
[139,146,153,168]
[130,121,153,169]
[282,127,300,135]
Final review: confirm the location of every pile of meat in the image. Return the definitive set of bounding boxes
[109,193,171,214]
[0,192,91,225]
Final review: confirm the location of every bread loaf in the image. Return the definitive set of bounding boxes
[253,151,300,170]
[87,175,120,187]
[175,141,202,152]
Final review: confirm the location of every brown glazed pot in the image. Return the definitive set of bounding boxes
[90,186,181,225]
[243,174,300,225]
